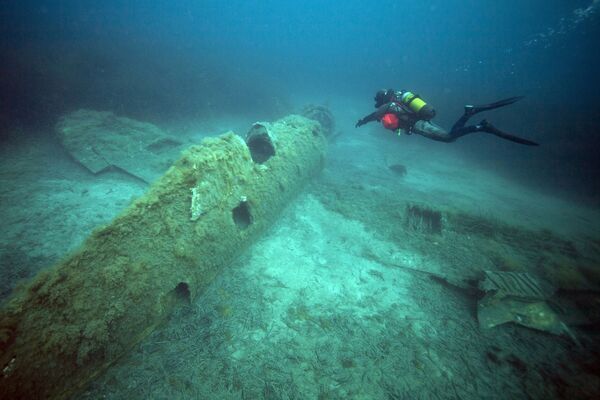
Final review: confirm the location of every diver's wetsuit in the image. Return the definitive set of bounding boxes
[356,95,539,146]
[357,102,419,131]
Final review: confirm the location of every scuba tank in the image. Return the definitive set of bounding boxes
[400,91,427,113]
[398,90,436,121]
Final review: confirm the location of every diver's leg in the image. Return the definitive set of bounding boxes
[476,119,539,146]
[451,96,525,133]
[450,120,539,145]
[447,125,480,140]
[413,120,537,145]
[412,121,455,142]
[450,110,474,132]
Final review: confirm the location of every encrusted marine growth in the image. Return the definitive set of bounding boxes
[0,114,326,400]
[301,104,335,137]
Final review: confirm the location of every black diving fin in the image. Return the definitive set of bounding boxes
[465,96,525,116]
[479,120,539,146]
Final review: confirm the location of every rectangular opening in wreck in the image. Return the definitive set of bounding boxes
[246,124,275,163]
[232,200,252,229]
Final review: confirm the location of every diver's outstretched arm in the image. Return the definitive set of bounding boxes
[355,111,378,127]
[356,103,405,127]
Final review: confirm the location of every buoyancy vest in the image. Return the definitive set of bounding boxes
[381,113,400,130]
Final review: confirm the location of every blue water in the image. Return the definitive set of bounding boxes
[1,1,600,399]
[2,1,599,197]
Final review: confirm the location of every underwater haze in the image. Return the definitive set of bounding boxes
[1,1,600,399]
[2,0,600,197]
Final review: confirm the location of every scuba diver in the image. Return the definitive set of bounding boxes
[355,89,539,146]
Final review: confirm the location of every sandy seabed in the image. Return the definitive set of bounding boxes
[1,112,599,399]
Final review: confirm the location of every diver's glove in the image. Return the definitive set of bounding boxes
[355,119,366,128]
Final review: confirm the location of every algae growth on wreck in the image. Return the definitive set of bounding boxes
[1,1,600,399]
